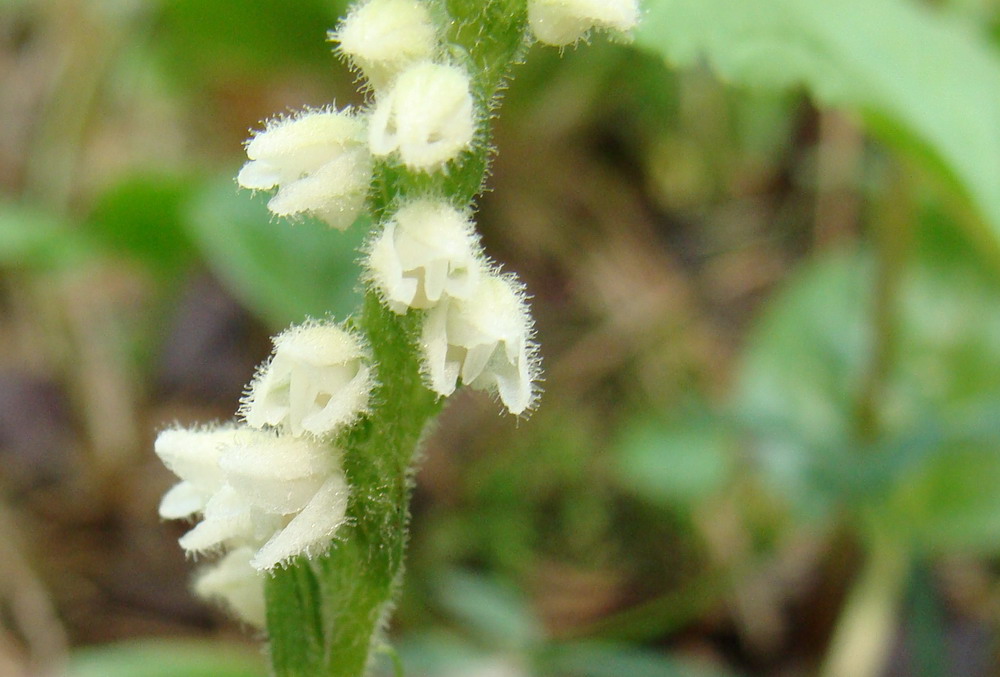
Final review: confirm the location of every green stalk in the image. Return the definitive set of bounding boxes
[264,2,529,675]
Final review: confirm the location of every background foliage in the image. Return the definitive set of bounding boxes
[2,0,1000,675]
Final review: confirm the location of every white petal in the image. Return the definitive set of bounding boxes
[246,110,363,164]
[219,434,335,514]
[193,547,267,628]
[299,365,374,436]
[421,301,460,396]
[154,425,240,493]
[266,147,371,230]
[159,481,208,520]
[236,160,281,190]
[251,474,350,570]
[179,486,278,553]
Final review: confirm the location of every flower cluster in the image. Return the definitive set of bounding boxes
[527,0,640,46]
[160,0,622,629]
[155,322,371,627]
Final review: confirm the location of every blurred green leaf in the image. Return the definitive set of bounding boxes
[154,0,346,87]
[0,202,93,269]
[433,569,543,651]
[85,173,198,276]
[636,0,1000,264]
[67,639,266,677]
[615,413,733,507]
[734,252,871,520]
[542,642,738,677]
[184,176,365,328]
[733,244,1000,552]
[393,632,519,677]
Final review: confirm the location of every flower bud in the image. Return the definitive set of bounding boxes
[242,321,373,437]
[368,61,476,171]
[331,0,438,89]
[528,0,639,46]
[367,198,483,313]
[237,108,372,230]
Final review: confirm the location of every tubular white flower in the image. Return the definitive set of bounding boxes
[422,273,541,415]
[368,61,476,171]
[237,108,372,230]
[331,0,438,90]
[242,321,373,437]
[193,547,266,628]
[528,0,640,46]
[154,424,240,519]
[367,198,483,314]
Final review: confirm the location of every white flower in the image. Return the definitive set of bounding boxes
[155,424,239,519]
[528,0,640,46]
[170,427,351,571]
[331,0,438,89]
[242,321,373,437]
[237,108,372,229]
[367,198,483,313]
[422,273,541,415]
[193,547,266,628]
[251,473,350,570]
[368,61,476,171]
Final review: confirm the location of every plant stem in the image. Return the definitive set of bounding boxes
[265,2,530,675]
[819,532,908,677]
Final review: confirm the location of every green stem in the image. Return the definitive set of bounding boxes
[819,533,908,677]
[265,2,530,675]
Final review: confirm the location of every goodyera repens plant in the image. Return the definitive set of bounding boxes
[154,1,639,675]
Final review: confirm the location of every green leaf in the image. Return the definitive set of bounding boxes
[184,176,365,328]
[615,412,733,507]
[733,245,1000,551]
[85,173,198,276]
[66,640,266,677]
[433,569,543,651]
[636,0,1000,262]
[153,0,346,88]
[0,202,93,269]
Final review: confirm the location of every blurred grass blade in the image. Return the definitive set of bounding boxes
[67,639,266,677]
[543,641,739,677]
[636,0,1000,264]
